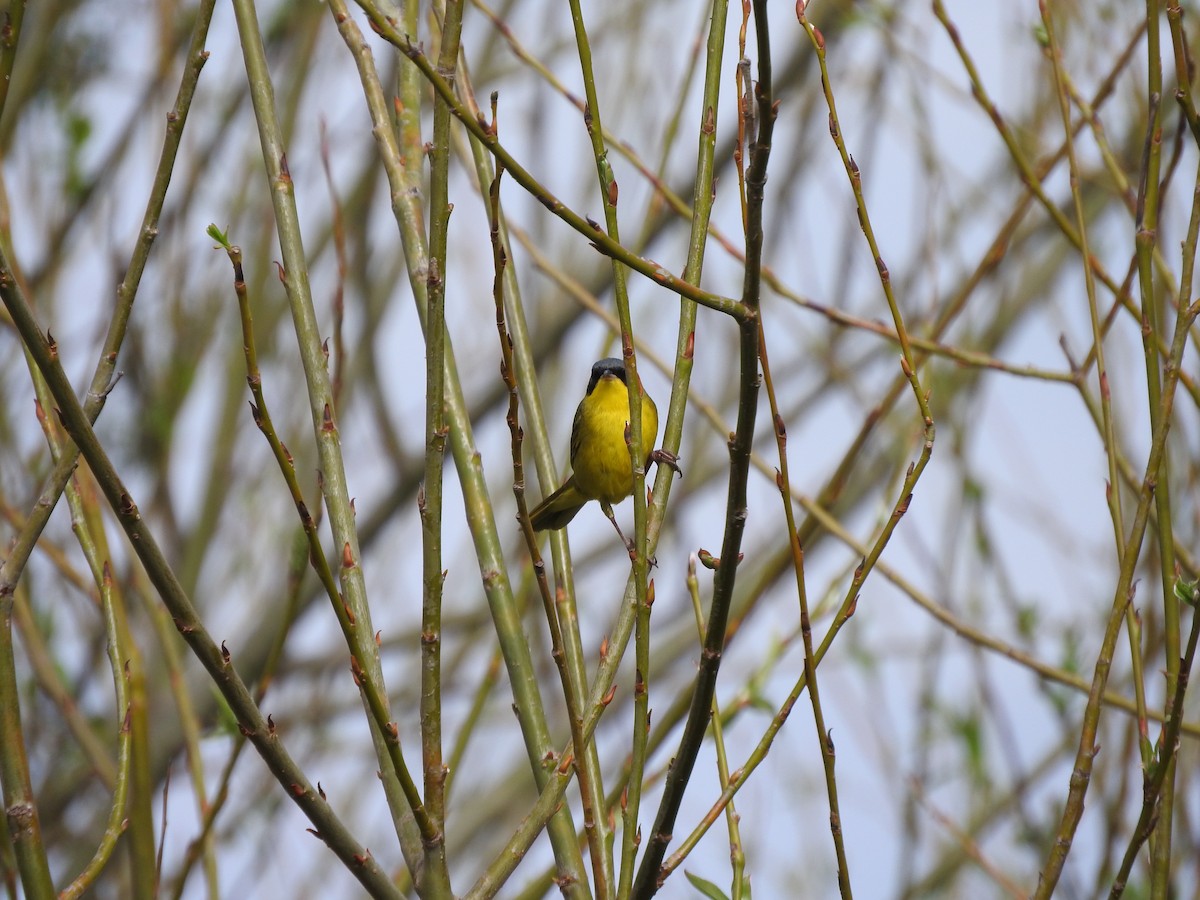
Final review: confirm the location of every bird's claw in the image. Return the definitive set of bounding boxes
[651,448,682,478]
[623,539,657,568]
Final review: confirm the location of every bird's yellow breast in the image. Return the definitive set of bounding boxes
[570,375,659,505]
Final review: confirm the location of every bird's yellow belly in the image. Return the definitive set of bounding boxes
[572,389,658,504]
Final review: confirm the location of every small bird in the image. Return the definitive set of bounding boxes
[530,357,678,552]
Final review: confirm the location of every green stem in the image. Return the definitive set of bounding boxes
[56,567,132,900]
[1132,6,1179,893]
[632,1,773,894]
[796,6,932,431]
[0,0,25,122]
[685,560,746,899]
[0,604,53,897]
[32,373,155,899]
[418,0,463,894]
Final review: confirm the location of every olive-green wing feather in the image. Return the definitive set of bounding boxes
[568,397,586,465]
[530,398,590,532]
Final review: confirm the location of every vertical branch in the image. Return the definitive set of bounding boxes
[228,0,375,662]
[1040,4,1150,769]
[645,0,727,562]
[145,585,223,900]
[446,28,617,899]
[0,579,53,898]
[633,0,774,894]
[419,0,464,890]
[608,0,736,886]
[563,3,659,894]
[26,377,142,896]
[643,0,733,535]
[0,0,25,120]
[1167,3,1200,146]
[465,0,737,881]
[56,567,133,899]
[1133,3,1181,890]
[1118,13,1200,893]
[228,0,429,868]
[44,423,156,899]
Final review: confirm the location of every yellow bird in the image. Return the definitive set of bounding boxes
[530,357,677,549]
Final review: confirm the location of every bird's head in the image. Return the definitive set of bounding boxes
[587,357,627,395]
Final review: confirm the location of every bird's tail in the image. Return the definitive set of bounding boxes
[530,479,586,531]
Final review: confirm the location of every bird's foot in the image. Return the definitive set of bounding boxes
[651,448,682,478]
[623,539,658,568]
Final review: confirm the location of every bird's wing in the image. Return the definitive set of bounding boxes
[569,398,586,465]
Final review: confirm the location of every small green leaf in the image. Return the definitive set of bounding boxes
[685,870,731,900]
[949,708,988,787]
[747,691,775,716]
[1060,629,1081,676]
[1173,577,1198,609]
[64,110,93,200]
[207,223,232,250]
